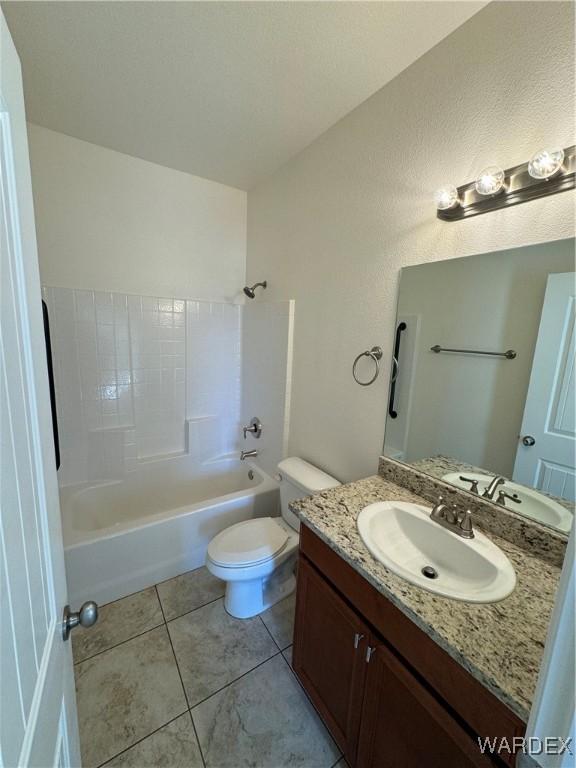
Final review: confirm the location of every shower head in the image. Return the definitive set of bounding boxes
[243,281,267,299]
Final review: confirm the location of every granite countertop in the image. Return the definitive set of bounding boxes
[290,474,562,722]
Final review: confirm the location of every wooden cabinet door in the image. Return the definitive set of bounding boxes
[293,557,370,764]
[357,641,498,768]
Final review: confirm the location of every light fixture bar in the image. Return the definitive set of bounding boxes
[437,145,575,221]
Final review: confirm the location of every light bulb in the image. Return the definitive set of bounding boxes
[474,166,505,196]
[434,185,459,210]
[528,148,564,179]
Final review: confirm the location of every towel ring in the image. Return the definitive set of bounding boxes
[352,346,383,386]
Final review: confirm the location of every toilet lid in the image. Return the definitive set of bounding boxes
[208,517,289,567]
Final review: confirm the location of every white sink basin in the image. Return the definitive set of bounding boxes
[357,501,516,603]
[442,472,573,533]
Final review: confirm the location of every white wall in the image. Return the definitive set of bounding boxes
[28,124,247,301]
[246,1,575,483]
[241,301,294,477]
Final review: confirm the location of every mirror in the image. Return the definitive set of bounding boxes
[384,238,575,534]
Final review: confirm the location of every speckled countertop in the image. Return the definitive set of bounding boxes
[290,474,563,723]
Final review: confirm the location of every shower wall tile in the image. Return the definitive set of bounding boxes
[128,295,187,458]
[47,287,287,488]
[45,286,242,487]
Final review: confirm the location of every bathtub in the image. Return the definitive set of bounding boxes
[61,455,280,606]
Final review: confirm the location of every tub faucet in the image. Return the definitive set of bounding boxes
[240,450,258,461]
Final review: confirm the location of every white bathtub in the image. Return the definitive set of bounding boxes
[61,455,280,606]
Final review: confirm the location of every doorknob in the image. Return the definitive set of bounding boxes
[62,601,98,641]
[522,435,536,447]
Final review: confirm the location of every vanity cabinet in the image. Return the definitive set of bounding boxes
[293,556,369,759]
[293,525,525,768]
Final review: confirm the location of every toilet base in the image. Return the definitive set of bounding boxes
[223,555,296,619]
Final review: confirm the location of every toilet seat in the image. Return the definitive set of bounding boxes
[207,517,289,568]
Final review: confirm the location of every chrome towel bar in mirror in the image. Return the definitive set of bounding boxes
[430,345,517,360]
[352,346,383,386]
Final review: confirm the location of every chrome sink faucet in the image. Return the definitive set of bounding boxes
[482,475,506,500]
[240,449,258,461]
[430,497,474,539]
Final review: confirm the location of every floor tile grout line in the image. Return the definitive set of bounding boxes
[154,564,208,589]
[94,564,217,612]
[187,709,207,768]
[156,585,191,707]
[155,585,191,711]
[79,580,299,768]
[279,646,343,762]
[187,647,342,766]
[159,588,208,768]
[74,574,223,665]
[188,649,284,712]
[75,585,226,666]
[73,621,165,666]
[155,584,168,624]
[94,583,163,611]
[258,614,283,652]
[92,642,339,768]
[163,593,225,625]
[95,710,188,768]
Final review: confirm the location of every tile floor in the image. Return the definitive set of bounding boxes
[73,567,343,768]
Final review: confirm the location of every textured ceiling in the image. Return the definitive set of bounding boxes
[3,1,487,189]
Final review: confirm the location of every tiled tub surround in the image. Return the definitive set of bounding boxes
[378,456,568,567]
[290,474,564,722]
[44,286,296,605]
[72,566,341,768]
[42,286,243,486]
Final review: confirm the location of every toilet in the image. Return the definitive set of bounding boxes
[206,457,340,618]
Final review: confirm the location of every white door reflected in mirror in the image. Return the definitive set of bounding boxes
[513,272,576,506]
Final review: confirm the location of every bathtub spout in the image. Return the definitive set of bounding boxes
[240,450,258,461]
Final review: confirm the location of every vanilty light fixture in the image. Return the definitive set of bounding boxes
[528,148,565,180]
[474,166,505,196]
[434,185,459,210]
[435,145,574,221]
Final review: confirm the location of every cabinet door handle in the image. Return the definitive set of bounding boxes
[354,633,364,649]
[365,646,376,663]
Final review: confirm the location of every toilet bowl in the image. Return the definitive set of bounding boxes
[206,457,340,618]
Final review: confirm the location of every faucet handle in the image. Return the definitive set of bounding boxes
[497,490,522,506]
[430,496,447,519]
[459,476,479,495]
[459,510,474,539]
[242,417,262,440]
[445,503,460,525]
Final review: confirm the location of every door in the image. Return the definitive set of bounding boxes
[356,641,498,768]
[1,11,81,766]
[513,273,576,502]
[293,557,370,765]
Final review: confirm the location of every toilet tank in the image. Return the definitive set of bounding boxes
[277,457,340,531]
